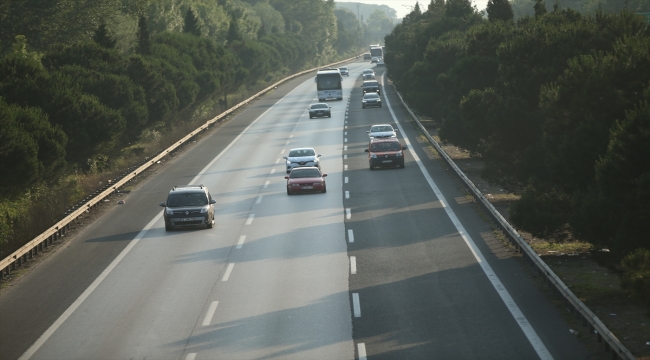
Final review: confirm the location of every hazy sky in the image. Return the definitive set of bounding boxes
[346,0,490,19]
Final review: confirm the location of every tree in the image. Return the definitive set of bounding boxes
[487,0,514,21]
[534,0,548,17]
[137,16,151,55]
[446,0,475,18]
[227,15,242,44]
[427,0,447,20]
[93,23,117,49]
[183,7,202,37]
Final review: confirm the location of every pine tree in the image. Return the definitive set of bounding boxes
[136,16,151,55]
[427,0,447,20]
[93,23,117,49]
[534,0,548,17]
[486,0,514,21]
[227,16,241,44]
[183,7,201,36]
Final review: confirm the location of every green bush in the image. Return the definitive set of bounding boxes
[620,248,650,308]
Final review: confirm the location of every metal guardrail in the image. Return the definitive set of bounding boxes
[392,88,636,360]
[0,55,356,279]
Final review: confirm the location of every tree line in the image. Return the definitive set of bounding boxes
[0,0,366,257]
[385,0,650,305]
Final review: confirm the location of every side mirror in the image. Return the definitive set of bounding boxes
[395,129,398,132]
[317,154,322,157]
[210,199,217,204]
[159,202,166,207]
[364,149,369,152]
[282,156,287,160]
[322,174,328,177]
[402,145,408,150]
[366,131,370,133]
[284,176,289,179]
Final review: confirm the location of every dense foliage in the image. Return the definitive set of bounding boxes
[386,0,650,301]
[0,0,366,256]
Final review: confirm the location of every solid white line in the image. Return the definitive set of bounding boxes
[256,195,263,204]
[186,353,197,360]
[345,177,349,184]
[346,208,351,219]
[19,74,307,360]
[202,301,219,326]
[358,343,367,360]
[18,214,161,360]
[236,235,246,249]
[263,181,270,189]
[246,214,255,225]
[348,229,354,243]
[222,263,234,281]
[350,256,357,274]
[352,293,361,317]
[345,191,350,199]
[382,74,553,360]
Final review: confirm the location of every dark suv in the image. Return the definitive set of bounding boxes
[159,185,216,231]
[365,138,408,170]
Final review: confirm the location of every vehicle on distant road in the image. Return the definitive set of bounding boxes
[367,124,397,138]
[371,56,379,64]
[363,53,371,60]
[315,68,343,101]
[365,138,408,170]
[362,93,382,109]
[362,80,381,95]
[362,69,375,78]
[159,185,216,231]
[283,148,322,173]
[338,67,349,76]
[308,103,332,118]
[285,167,327,195]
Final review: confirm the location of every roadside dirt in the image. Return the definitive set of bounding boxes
[414,117,650,359]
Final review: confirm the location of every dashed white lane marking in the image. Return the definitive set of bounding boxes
[256,195,263,204]
[352,293,361,317]
[344,165,348,171]
[358,343,367,360]
[270,169,276,174]
[280,149,285,155]
[344,155,348,160]
[345,177,349,184]
[345,125,348,129]
[348,229,354,243]
[345,191,350,199]
[344,131,347,135]
[285,141,290,145]
[382,73,553,360]
[275,158,281,164]
[344,145,348,151]
[344,138,348,143]
[345,121,348,124]
[202,301,219,326]
[263,181,270,188]
[346,208,351,219]
[236,235,246,249]
[350,256,357,274]
[246,214,255,225]
[222,263,235,281]
[289,134,293,138]
[186,353,197,360]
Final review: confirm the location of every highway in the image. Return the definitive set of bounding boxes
[0,60,591,360]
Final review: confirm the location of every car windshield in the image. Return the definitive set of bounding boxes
[371,142,401,152]
[339,67,347,71]
[290,169,321,178]
[371,126,393,132]
[363,70,373,74]
[288,149,315,157]
[311,104,328,109]
[364,94,379,99]
[364,81,378,86]
[167,192,208,207]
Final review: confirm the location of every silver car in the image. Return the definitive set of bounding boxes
[367,124,397,139]
[338,67,349,76]
[283,148,322,173]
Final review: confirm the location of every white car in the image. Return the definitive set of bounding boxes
[371,56,378,64]
[362,69,375,79]
[283,148,322,173]
[367,124,397,139]
[338,67,349,76]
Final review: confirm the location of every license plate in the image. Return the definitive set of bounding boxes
[382,160,392,163]
[302,186,313,189]
[181,218,195,222]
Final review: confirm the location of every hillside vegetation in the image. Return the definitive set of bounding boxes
[385,0,650,306]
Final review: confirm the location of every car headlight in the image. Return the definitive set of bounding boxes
[286,160,291,165]
[165,208,174,215]
[362,100,367,103]
[395,152,402,157]
[200,206,209,213]
[370,153,377,158]
[291,184,300,187]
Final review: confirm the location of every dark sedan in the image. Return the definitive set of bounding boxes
[285,167,327,195]
[308,103,332,118]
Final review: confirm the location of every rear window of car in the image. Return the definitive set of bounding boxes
[364,81,378,87]
[289,149,315,157]
[370,142,401,152]
[311,104,328,109]
[167,192,208,207]
[364,93,379,99]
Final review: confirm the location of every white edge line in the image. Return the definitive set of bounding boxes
[18,214,162,360]
[222,263,235,281]
[382,73,553,360]
[202,301,219,326]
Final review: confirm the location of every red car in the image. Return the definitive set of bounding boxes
[285,167,327,195]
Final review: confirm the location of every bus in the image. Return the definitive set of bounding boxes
[315,68,343,101]
[369,45,383,59]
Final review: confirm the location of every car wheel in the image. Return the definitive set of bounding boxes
[206,218,214,229]
[380,104,383,107]
[370,164,375,170]
[309,115,313,119]
[400,163,405,169]
[287,187,292,195]
[328,113,331,118]
[362,105,365,109]
[322,185,327,193]
[165,222,172,231]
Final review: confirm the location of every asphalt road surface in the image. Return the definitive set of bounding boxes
[0,60,592,360]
